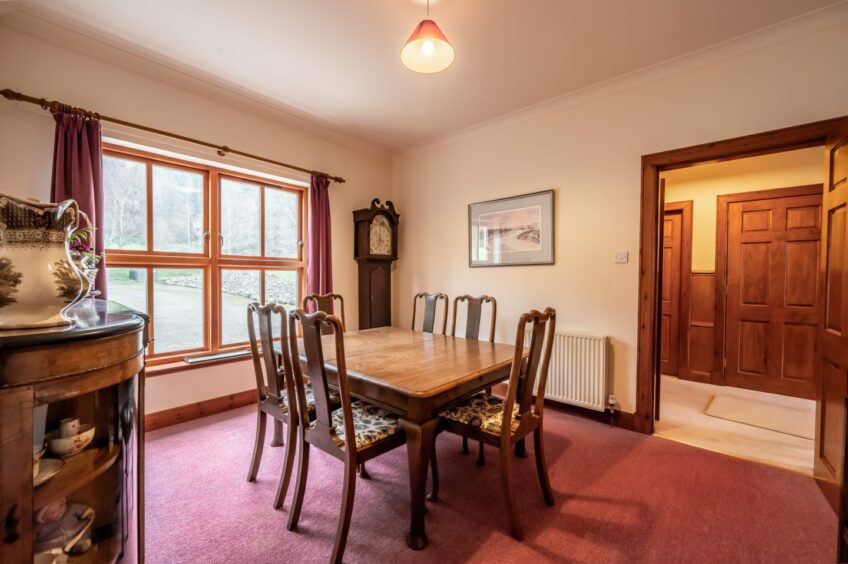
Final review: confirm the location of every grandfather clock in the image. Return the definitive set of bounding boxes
[354,199,399,329]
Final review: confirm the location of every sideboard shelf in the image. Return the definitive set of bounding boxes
[69,533,122,564]
[34,445,121,511]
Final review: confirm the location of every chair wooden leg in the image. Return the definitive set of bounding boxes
[428,435,439,502]
[476,441,485,466]
[246,409,267,482]
[533,428,555,506]
[331,459,358,564]
[274,419,298,509]
[514,437,527,458]
[357,462,370,480]
[271,419,284,447]
[461,436,470,455]
[286,433,310,531]
[499,443,524,541]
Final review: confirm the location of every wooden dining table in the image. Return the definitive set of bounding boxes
[279,326,519,550]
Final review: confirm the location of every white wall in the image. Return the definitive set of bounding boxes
[662,148,823,271]
[0,25,393,414]
[391,6,848,414]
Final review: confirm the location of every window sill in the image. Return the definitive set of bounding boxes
[145,353,252,377]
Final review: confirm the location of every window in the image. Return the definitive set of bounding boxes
[103,146,306,365]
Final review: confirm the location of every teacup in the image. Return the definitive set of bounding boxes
[59,418,80,438]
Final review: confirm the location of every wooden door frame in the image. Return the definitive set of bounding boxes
[713,183,824,388]
[661,201,693,378]
[635,116,848,434]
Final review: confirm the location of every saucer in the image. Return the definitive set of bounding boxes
[34,458,64,487]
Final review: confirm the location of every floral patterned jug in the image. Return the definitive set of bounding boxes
[0,193,85,329]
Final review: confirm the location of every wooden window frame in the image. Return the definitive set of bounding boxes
[103,144,307,368]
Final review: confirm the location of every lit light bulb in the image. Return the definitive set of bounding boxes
[421,40,435,56]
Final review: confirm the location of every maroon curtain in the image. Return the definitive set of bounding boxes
[50,112,106,298]
[306,175,332,299]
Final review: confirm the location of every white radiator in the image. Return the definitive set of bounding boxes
[528,330,609,412]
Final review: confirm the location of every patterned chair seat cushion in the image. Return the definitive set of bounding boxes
[280,385,340,413]
[439,392,520,435]
[321,400,400,450]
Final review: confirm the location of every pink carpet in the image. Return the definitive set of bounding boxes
[145,406,834,563]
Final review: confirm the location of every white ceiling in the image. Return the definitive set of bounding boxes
[6,0,840,150]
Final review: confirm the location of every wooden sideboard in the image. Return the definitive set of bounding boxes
[0,300,148,563]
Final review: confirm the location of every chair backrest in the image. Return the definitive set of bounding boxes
[500,308,556,439]
[288,309,356,459]
[451,295,497,342]
[411,292,448,334]
[247,302,296,405]
[303,293,346,332]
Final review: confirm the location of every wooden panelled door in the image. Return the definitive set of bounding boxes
[815,126,848,513]
[724,186,822,399]
[660,210,683,376]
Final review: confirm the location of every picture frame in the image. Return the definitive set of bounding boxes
[468,189,555,267]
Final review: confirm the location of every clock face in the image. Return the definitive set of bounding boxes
[369,215,392,255]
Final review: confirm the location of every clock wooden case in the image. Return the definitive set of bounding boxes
[353,199,399,329]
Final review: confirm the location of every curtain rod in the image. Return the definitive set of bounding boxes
[1,88,346,184]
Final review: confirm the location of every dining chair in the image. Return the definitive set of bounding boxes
[303,293,346,332]
[411,292,448,334]
[451,294,497,463]
[430,307,556,541]
[286,310,407,564]
[245,302,339,509]
[301,293,371,477]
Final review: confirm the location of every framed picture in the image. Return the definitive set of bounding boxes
[468,189,554,267]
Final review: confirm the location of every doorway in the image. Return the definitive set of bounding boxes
[635,116,848,513]
[655,172,822,475]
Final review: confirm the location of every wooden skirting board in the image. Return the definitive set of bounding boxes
[145,389,257,432]
[144,385,634,433]
[544,397,635,430]
[489,383,635,431]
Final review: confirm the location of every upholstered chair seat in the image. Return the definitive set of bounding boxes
[320,401,401,449]
[440,392,519,436]
[281,384,340,412]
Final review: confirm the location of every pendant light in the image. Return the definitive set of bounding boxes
[401,0,454,73]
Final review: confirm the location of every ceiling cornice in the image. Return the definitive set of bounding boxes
[0,3,393,161]
[393,1,848,162]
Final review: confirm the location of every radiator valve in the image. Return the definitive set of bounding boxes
[607,395,618,427]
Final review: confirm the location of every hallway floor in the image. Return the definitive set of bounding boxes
[654,375,815,475]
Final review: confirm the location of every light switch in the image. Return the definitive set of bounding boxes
[614,251,629,264]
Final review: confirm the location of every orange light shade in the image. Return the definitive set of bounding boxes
[400,19,455,74]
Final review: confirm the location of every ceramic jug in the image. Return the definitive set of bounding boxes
[0,193,85,329]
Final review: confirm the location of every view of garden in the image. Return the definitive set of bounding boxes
[103,153,302,356]
[108,266,297,353]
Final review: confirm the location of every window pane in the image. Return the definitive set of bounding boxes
[265,188,299,258]
[266,270,298,312]
[103,156,147,250]
[107,268,147,313]
[221,178,260,256]
[153,268,204,353]
[221,269,260,345]
[152,166,204,253]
